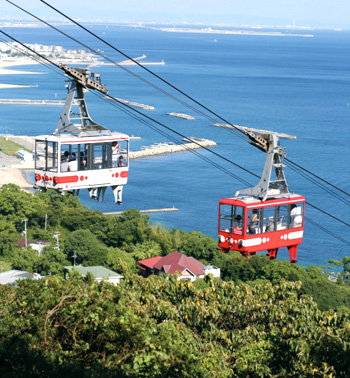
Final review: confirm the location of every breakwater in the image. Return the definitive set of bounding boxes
[104,207,179,215]
[129,139,216,159]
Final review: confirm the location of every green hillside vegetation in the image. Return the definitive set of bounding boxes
[0,137,31,156]
[1,273,350,377]
[1,184,350,376]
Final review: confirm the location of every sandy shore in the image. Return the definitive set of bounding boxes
[0,168,32,190]
[0,83,37,89]
[0,59,41,88]
[0,59,40,74]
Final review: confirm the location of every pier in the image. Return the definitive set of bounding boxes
[130,138,216,159]
[104,208,179,215]
[0,99,72,106]
[168,112,195,120]
[108,97,155,110]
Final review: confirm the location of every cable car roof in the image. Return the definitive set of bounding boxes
[220,193,305,208]
[36,131,129,143]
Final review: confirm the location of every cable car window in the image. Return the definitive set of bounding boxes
[277,205,288,230]
[262,205,287,233]
[290,203,303,228]
[112,140,128,168]
[78,145,87,170]
[35,140,46,170]
[46,141,58,172]
[219,204,244,233]
[262,207,276,233]
[92,144,108,170]
[248,208,262,234]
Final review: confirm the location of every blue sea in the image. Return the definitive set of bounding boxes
[1,24,349,268]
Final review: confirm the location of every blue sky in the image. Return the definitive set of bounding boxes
[2,0,350,28]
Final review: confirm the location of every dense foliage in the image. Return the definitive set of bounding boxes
[1,274,350,377]
[1,184,350,376]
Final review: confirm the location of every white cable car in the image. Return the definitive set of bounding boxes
[34,65,129,203]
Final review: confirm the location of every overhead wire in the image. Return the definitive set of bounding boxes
[3,3,350,244]
[8,0,350,205]
[286,157,350,199]
[6,0,249,145]
[0,27,255,187]
[0,35,64,77]
[39,0,251,139]
[305,216,350,247]
[36,1,350,207]
[286,161,350,207]
[91,89,254,186]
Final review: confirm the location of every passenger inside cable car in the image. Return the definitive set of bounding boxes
[218,198,305,262]
[34,137,129,203]
[219,202,304,236]
[35,139,129,173]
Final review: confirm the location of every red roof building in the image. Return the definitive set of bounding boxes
[138,251,220,281]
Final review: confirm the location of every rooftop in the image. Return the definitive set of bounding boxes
[65,265,123,279]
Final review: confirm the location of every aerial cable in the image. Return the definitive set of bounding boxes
[0,29,63,76]
[38,0,250,140]
[6,0,249,145]
[3,26,348,232]
[286,161,350,207]
[38,0,350,209]
[305,202,350,228]
[0,25,254,186]
[286,157,350,199]
[14,0,348,204]
[3,12,349,239]
[91,89,254,186]
[15,0,347,207]
[305,216,350,247]
[0,36,64,78]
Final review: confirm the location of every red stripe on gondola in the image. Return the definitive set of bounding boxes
[120,171,128,178]
[55,176,79,184]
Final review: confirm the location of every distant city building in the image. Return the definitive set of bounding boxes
[0,41,98,63]
[138,251,220,281]
[64,265,124,286]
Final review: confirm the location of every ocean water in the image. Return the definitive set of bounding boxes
[1,25,349,268]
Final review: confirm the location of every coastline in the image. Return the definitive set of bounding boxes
[152,27,314,38]
[0,59,41,88]
[0,59,40,75]
[0,167,33,190]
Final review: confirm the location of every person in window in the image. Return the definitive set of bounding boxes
[233,215,243,235]
[266,215,284,232]
[79,152,87,170]
[249,209,259,234]
[68,153,77,172]
[112,141,120,167]
[60,156,69,172]
[117,155,125,167]
[290,204,302,228]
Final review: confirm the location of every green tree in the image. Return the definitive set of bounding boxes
[39,246,70,275]
[179,231,218,263]
[10,248,40,273]
[105,247,137,273]
[0,219,18,257]
[130,240,162,261]
[63,229,107,266]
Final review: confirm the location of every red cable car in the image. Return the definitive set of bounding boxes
[34,65,129,204]
[218,126,305,262]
